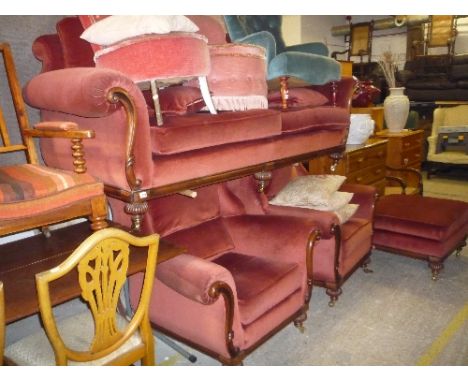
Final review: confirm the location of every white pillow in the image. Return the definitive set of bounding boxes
[334,203,359,224]
[269,175,347,208]
[270,190,353,211]
[80,15,199,46]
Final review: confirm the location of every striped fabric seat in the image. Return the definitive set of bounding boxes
[0,164,104,220]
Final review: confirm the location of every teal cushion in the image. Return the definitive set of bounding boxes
[268,51,341,85]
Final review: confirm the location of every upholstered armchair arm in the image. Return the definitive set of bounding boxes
[268,51,341,85]
[340,183,377,220]
[156,254,237,305]
[23,67,154,191]
[235,31,276,64]
[284,42,329,56]
[32,34,65,73]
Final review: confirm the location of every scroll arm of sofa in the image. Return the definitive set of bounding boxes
[23,67,143,118]
[156,254,237,306]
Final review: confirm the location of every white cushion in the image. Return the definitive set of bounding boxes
[5,310,145,365]
[334,203,359,224]
[80,15,199,46]
[269,175,347,208]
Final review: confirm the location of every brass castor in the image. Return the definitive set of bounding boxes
[294,312,307,333]
[326,287,342,307]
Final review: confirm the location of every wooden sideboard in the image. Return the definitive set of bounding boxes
[375,129,424,188]
[309,138,388,196]
[375,129,424,169]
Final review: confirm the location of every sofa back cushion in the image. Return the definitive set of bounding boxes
[146,184,222,236]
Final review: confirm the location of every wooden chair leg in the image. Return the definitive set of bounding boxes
[89,195,108,231]
[428,259,444,281]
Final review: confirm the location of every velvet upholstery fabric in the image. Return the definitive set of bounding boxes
[32,34,65,73]
[95,33,210,83]
[151,109,281,155]
[223,15,340,85]
[213,252,302,325]
[374,195,468,241]
[127,183,319,361]
[56,17,95,68]
[222,166,376,291]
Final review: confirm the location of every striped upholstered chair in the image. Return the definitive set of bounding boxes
[0,42,108,238]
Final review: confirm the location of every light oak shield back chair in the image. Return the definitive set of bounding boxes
[4,228,159,365]
[0,42,108,238]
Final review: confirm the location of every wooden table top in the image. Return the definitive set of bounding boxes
[0,222,184,324]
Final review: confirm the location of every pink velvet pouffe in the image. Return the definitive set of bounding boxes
[373,194,468,280]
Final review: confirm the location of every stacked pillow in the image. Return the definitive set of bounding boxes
[269,175,359,224]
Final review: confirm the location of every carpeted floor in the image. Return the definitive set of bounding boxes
[423,172,468,203]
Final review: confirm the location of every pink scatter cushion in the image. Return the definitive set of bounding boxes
[158,86,206,115]
[268,88,329,108]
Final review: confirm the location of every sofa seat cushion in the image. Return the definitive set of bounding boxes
[278,106,350,134]
[374,195,468,242]
[213,252,302,325]
[151,109,281,155]
[0,164,104,220]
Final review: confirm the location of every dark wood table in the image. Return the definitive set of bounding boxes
[0,222,184,324]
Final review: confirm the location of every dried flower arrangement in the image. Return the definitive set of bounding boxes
[378,51,397,88]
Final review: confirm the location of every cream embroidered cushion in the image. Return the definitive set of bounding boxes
[81,15,199,46]
[334,203,359,224]
[269,175,347,208]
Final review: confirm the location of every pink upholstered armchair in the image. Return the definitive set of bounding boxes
[127,182,320,365]
[222,165,377,306]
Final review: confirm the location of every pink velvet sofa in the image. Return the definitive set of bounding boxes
[127,181,320,365]
[27,16,354,230]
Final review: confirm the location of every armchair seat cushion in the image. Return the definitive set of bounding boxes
[151,109,281,155]
[374,195,468,242]
[0,164,104,219]
[213,252,302,325]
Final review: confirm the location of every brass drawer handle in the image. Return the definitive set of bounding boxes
[375,169,382,174]
[357,157,364,163]
[403,158,409,165]
[356,177,363,183]
[404,142,411,147]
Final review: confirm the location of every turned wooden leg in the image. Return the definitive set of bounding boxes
[125,200,148,233]
[90,195,109,231]
[326,287,342,307]
[428,259,444,281]
[254,171,272,193]
[279,76,289,110]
